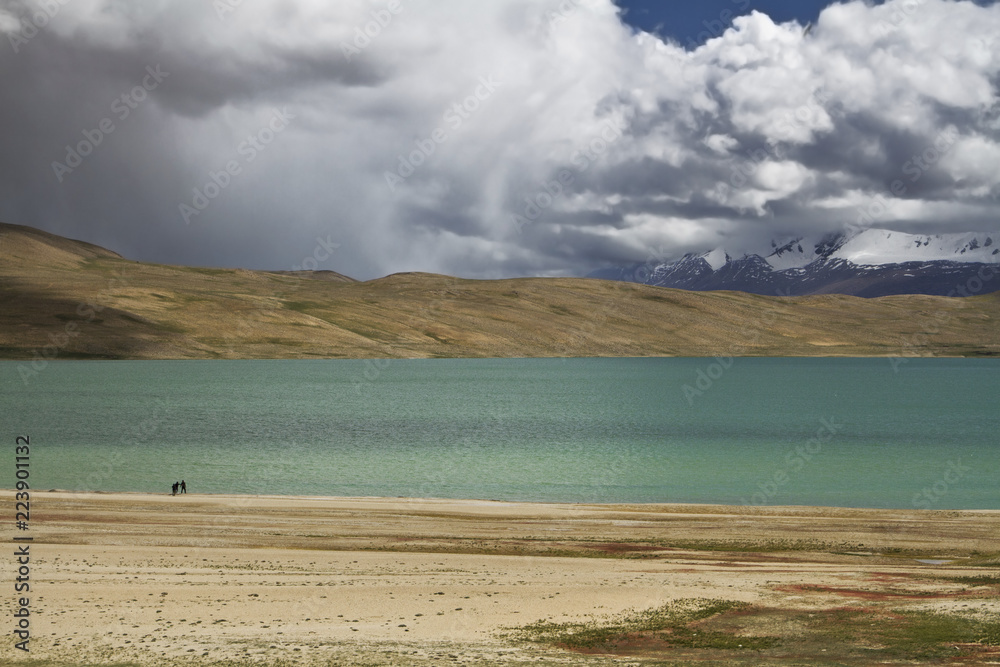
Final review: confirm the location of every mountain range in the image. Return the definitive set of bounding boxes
[589,229,1000,298]
[1,222,998,360]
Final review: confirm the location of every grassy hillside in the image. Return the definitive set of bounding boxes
[1,222,998,359]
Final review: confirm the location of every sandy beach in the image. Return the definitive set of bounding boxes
[2,492,999,665]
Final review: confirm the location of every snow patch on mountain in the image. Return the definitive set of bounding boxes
[829,230,998,265]
[702,247,729,271]
[757,229,999,269]
[765,237,823,270]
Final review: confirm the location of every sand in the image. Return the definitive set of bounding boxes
[2,492,998,665]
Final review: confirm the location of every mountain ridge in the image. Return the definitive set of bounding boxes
[590,229,1000,298]
[1,222,999,360]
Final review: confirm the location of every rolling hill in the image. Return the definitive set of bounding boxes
[1,222,998,360]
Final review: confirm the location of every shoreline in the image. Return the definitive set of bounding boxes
[20,488,1000,513]
[4,491,998,665]
[3,354,999,361]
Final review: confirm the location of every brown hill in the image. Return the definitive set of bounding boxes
[1,223,998,360]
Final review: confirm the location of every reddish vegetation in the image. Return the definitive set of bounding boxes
[950,644,1000,662]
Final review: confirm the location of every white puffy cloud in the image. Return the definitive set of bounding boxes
[0,0,997,279]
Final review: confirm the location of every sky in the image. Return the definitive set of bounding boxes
[0,0,998,280]
[617,0,830,46]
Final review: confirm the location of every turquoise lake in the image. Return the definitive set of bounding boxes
[1,358,997,509]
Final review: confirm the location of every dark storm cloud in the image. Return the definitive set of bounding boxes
[0,0,997,280]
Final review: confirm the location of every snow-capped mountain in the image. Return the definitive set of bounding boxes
[588,229,1000,297]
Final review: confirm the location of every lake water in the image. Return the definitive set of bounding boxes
[1,358,997,509]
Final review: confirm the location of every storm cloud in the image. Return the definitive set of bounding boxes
[0,0,998,279]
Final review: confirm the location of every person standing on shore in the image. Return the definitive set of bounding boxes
[180,480,187,494]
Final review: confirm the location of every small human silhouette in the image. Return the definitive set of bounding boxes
[171,481,178,496]
[180,480,187,494]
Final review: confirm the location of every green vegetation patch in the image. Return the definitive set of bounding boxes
[281,300,325,313]
[504,601,1000,663]
[503,598,778,653]
[803,607,1000,660]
